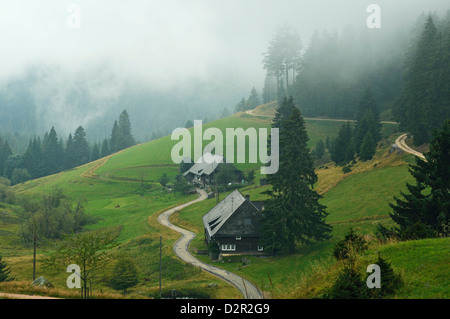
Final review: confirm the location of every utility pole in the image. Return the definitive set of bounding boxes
[32,215,37,281]
[159,235,162,298]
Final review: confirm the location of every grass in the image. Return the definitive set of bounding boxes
[2,102,433,299]
[172,133,426,298]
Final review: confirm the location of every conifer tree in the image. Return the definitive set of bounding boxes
[354,89,381,157]
[330,122,354,164]
[23,138,42,179]
[72,126,90,166]
[42,127,62,175]
[387,119,450,239]
[393,16,442,145]
[91,142,100,162]
[0,137,12,177]
[359,132,376,161]
[64,133,75,169]
[110,120,119,153]
[100,138,110,158]
[260,99,332,254]
[0,255,14,282]
[117,110,135,150]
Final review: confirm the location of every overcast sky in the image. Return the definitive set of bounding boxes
[0,0,449,89]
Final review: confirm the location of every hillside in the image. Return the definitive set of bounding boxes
[0,108,358,298]
[2,103,443,299]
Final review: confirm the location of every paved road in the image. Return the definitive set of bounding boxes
[395,133,426,160]
[157,189,263,299]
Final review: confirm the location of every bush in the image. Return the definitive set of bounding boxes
[326,264,368,299]
[368,253,403,298]
[400,221,438,241]
[342,165,352,174]
[109,256,139,294]
[333,228,368,260]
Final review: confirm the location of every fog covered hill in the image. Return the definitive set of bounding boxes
[0,63,247,143]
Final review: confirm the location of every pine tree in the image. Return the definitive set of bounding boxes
[354,89,381,156]
[64,133,75,169]
[330,122,354,164]
[244,87,261,110]
[117,110,135,150]
[42,127,62,175]
[235,97,247,112]
[393,16,441,145]
[0,255,14,282]
[91,142,100,161]
[23,138,42,179]
[0,138,12,178]
[260,101,332,254]
[100,138,110,158]
[110,120,119,153]
[359,132,376,161]
[387,119,450,239]
[72,126,90,166]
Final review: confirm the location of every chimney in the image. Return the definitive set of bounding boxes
[245,194,250,202]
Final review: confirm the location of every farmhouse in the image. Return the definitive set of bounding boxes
[183,152,225,186]
[203,189,265,255]
[183,152,244,187]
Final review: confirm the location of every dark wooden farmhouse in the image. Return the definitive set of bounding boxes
[203,189,265,255]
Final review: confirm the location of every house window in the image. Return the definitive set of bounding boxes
[236,235,241,240]
[257,245,264,252]
[221,244,236,251]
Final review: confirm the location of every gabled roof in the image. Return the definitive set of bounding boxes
[203,189,245,238]
[183,152,224,177]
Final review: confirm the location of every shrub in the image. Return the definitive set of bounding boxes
[326,264,369,299]
[333,228,368,260]
[368,253,403,298]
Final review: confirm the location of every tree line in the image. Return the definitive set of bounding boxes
[393,15,450,145]
[261,12,450,145]
[0,110,135,185]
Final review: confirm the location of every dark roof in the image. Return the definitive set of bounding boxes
[203,190,263,238]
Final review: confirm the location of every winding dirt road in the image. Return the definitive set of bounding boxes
[157,189,263,299]
[395,133,426,160]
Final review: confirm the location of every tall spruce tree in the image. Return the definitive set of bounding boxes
[354,89,381,157]
[100,138,110,158]
[110,120,120,153]
[42,127,63,175]
[0,137,12,177]
[117,110,135,150]
[387,119,450,239]
[260,98,332,254]
[72,126,90,166]
[330,122,354,164]
[23,138,42,179]
[393,16,442,145]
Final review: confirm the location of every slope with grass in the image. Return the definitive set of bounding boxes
[3,102,427,299]
[1,109,359,298]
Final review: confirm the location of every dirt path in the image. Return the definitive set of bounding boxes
[244,109,398,124]
[157,189,263,299]
[395,133,426,160]
[0,292,60,299]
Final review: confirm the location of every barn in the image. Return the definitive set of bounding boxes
[203,189,265,255]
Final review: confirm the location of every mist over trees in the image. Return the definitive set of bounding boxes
[393,14,450,145]
[259,11,450,147]
[0,110,135,185]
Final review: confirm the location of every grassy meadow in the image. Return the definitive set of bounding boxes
[1,105,446,299]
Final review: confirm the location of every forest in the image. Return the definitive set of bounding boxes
[259,12,450,145]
